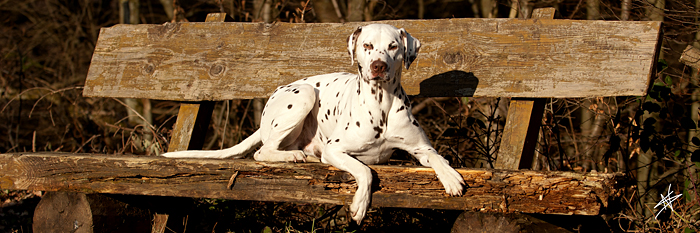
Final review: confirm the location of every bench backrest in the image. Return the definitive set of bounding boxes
[82,10,662,169]
[83,17,661,101]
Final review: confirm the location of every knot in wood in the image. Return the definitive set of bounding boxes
[442,51,463,65]
[209,64,225,76]
[143,64,155,75]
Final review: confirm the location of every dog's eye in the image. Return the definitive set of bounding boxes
[388,44,398,50]
[363,43,373,50]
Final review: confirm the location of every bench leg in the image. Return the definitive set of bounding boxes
[33,192,94,233]
[33,192,157,232]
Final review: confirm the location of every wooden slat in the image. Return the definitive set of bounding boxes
[83,18,661,101]
[495,8,552,170]
[496,99,546,169]
[167,13,224,152]
[168,102,215,152]
[0,152,624,215]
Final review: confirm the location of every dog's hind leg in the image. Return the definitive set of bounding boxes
[254,83,317,162]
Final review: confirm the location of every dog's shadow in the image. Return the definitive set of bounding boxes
[417,70,479,97]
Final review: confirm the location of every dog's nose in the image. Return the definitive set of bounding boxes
[370,60,387,74]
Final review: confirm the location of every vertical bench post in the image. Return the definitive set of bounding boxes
[167,13,226,152]
[494,8,554,169]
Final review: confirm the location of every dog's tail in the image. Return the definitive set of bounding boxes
[161,130,262,159]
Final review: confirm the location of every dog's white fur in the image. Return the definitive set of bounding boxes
[162,24,465,224]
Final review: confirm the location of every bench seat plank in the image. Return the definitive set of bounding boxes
[0,152,623,215]
[83,18,661,100]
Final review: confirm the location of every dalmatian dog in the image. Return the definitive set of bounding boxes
[162,24,465,224]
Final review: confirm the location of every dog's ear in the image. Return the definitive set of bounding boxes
[347,26,362,66]
[399,28,421,70]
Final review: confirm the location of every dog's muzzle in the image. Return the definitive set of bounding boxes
[370,60,388,80]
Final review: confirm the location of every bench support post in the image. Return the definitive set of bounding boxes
[493,7,553,170]
[167,13,226,152]
[168,102,215,152]
[494,98,545,169]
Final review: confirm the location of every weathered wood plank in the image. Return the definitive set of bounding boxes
[0,152,624,215]
[494,9,551,170]
[167,14,224,152]
[496,99,545,169]
[167,102,215,152]
[83,18,661,100]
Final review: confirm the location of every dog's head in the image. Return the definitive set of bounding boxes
[347,24,421,82]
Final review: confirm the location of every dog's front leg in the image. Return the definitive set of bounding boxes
[411,146,465,196]
[321,146,372,225]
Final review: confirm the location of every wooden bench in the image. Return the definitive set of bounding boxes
[0,8,661,232]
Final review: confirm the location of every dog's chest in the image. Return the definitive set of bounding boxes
[292,73,398,156]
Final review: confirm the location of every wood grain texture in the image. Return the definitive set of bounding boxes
[493,8,552,170]
[1,152,624,215]
[167,102,214,152]
[496,99,545,169]
[83,18,661,100]
[167,14,223,153]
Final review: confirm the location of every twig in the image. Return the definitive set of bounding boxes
[110,97,157,131]
[28,86,84,118]
[73,135,101,153]
[227,171,239,189]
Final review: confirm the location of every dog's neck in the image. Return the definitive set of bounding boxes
[354,70,402,129]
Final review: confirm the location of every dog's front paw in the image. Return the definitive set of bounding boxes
[433,158,465,196]
[439,167,465,196]
[349,189,371,225]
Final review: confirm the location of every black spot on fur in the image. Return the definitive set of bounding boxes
[335,139,340,142]
[294,90,300,94]
[274,123,278,127]
[412,120,419,127]
[288,104,293,109]
[397,105,405,112]
[374,133,380,139]
[334,78,339,82]
[336,92,339,97]
[318,102,321,108]
[356,121,360,127]
[325,114,328,120]
[316,82,321,87]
